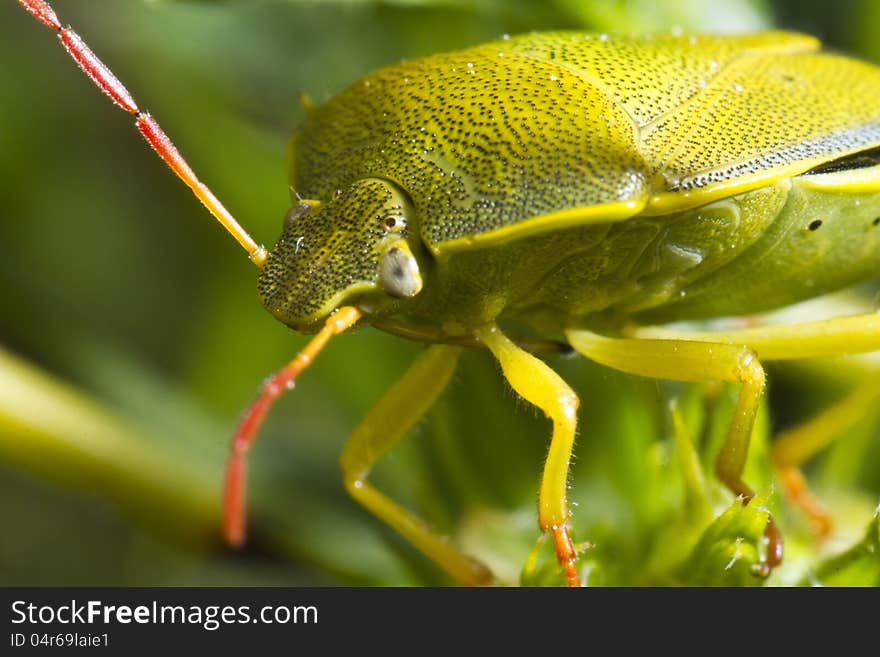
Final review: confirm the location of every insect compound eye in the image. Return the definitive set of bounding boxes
[379,242,422,299]
[283,201,313,230]
[382,214,406,233]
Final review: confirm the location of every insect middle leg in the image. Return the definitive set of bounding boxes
[339,343,493,586]
[475,325,582,587]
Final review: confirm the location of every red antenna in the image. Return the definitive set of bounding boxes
[18,0,268,267]
[19,0,367,550]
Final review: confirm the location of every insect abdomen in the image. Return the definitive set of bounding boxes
[416,174,880,333]
[634,174,880,323]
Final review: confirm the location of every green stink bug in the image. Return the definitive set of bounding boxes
[14,0,880,586]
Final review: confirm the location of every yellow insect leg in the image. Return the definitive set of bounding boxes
[339,344,492,586]
[632,314,880,536]
[631,313,880,359]
[564,329,781,573]
[773,379,880,467]
[773,379,880,535]
[476,326,582,587]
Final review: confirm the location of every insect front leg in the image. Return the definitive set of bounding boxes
[339,343,493,586]
[476,326,583,587]
[224,308,361,547]
[565,329,782,575]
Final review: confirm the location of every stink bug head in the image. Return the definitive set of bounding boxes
[258,178,423,332]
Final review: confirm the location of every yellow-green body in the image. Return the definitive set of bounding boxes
[253,31,880,584]
[260,31,880,337]
[422,178,880,335]
[17,0,880,588]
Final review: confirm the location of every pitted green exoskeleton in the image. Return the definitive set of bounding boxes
[259,178,425,330]
[20,0,880,586]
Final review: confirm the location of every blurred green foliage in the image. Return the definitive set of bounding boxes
[0,0,878,586]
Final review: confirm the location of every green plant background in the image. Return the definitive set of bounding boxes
[0,0,878,586]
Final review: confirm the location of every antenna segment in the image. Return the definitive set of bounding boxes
[18,0,267,267]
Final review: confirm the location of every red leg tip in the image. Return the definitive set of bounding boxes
[750,512,783,577]
[550,525,582,587]
[765,519,784,569]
